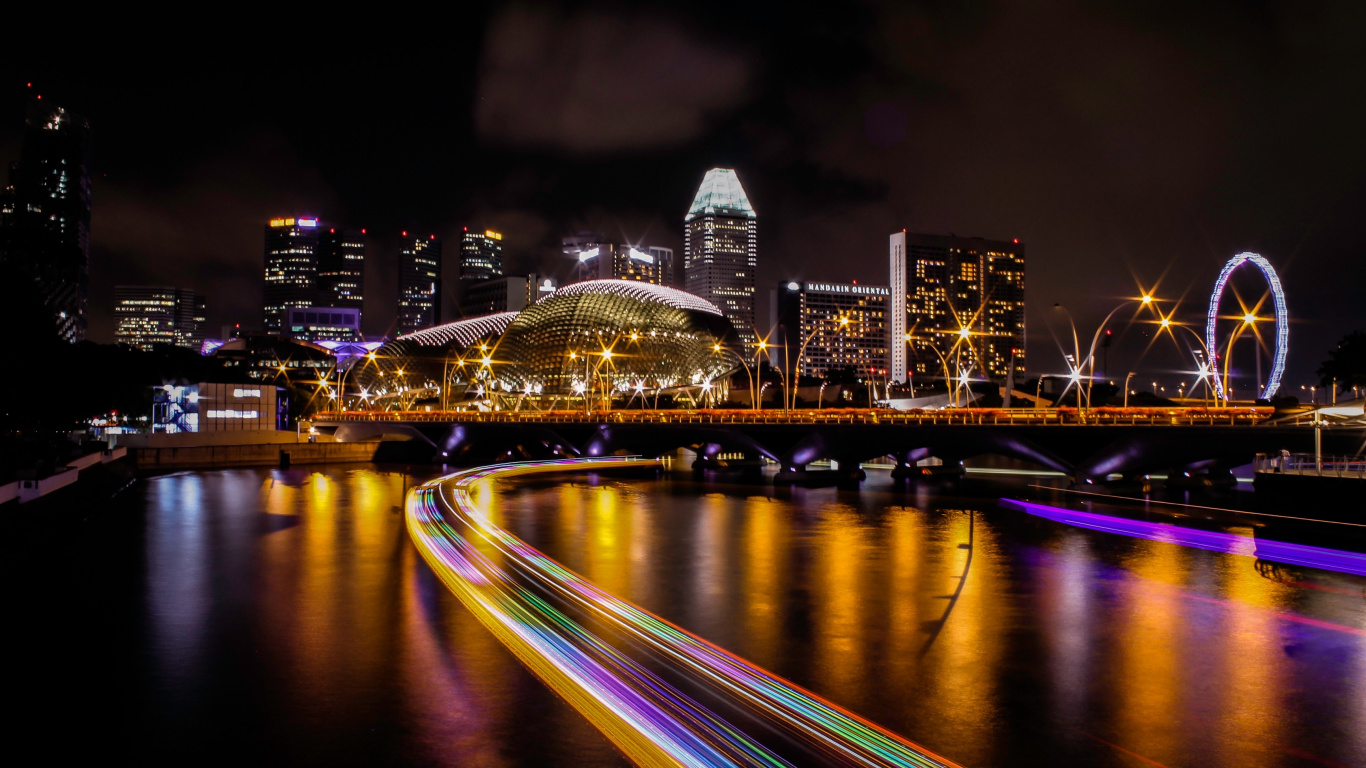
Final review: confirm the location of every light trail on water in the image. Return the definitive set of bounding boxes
[1003,498,1366,579]
[407,457,961,768]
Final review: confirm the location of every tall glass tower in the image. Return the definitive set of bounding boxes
[0,100,93,342]
[459,229,504,282]
[318,227,366,318]
[398,233,442,334]
[684,168,757,345]
[263,216,320,333]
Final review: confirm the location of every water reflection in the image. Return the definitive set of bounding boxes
[121,467,1366,768]
[493,475,1365,768]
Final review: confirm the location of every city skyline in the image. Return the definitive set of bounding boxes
[9,11,1366,767]
[6,4,1366,390]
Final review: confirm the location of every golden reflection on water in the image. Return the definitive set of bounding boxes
[145,468,1363,768]
[244,468,620,766]
[883,506,925,688]
[916,510,1005,765]
[1113,539,1188,763]
[740,496,788,669]
[494,478,1366,768]
[809,501,871,707]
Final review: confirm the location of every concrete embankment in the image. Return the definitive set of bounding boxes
[130,440,382,472]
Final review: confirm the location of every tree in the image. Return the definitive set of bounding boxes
[1318,331,1366,394]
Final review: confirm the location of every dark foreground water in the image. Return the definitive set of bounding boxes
[12,465,1365,767]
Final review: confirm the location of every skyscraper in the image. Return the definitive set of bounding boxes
[114,286,205,351]
[0,100,93,342]
[460,274,555,316]
[889,231,1025,382]
[317,227,366,318]
[459,229,504,282]
[398,233,442,334]
[562,232,672,286]
[263,216,321,333]
[684,168,757,345]
[649,246,675,287]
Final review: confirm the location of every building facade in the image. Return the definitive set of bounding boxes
[0,100,93,342]
[563,234,673,286]
[459,229,504,282]
[263,216,321,333]
[152,382,287,433]
[398,234,442,334]
[774,281,890,378]
[285,306,362,341]
[684,168,757,345]
[889,231,1025,382]
[460,274,555,316]
[317,227,365,318]
[649,246,675,287]
[114,286,205,351]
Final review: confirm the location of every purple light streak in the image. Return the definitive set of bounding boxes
[1002,498,1366,578]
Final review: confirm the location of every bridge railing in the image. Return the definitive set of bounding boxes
[1254,452,1366,478]
[317,406,1274,427]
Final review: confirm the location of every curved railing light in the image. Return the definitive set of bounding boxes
[1205,252,1289,400]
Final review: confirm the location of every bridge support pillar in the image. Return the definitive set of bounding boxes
[774,461,808,485]
[890,448,933,481]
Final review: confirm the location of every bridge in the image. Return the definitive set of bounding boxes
[310,407,1364,483]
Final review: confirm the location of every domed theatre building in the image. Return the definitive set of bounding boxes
[351,280,737,410]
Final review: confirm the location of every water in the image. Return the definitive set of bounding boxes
[12,465,1365,767]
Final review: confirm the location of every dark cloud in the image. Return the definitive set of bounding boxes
[6,1,1366,390]
[476,4,753,152]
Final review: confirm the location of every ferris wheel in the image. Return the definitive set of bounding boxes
[1204,252,1289,400]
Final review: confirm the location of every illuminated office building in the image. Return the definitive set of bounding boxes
[650,246,676,287]
[263,216,321,333]
[461,274,555,316]
[317,227,366,317]
[114,285,205,351]
[774,281,890,378]
[0,100,93,342]
[460,229,504,282]
[889,231,1025,382]
[284,306,361,342]
[564,232,672,286]
[398,233,442,334]
[684,168,757,345]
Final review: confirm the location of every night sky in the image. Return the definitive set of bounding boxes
[6,2,1366,392]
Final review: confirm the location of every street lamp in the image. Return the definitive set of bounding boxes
[712,343,755,410]
[789,314,850,411]
[1156,315,1223,406]
[754,339,771,410]
[1053,295,1162,411]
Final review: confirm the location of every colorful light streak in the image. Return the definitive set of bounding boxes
[1002,499,1366,578]
[407,457,960,768]
[1205,252,1289,400]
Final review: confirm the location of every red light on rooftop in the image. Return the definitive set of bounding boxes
[429,234,435,240]
[1013,238,1019,244]
[26,82,31,87]
[36,94,41,100]
[402,230,407,237]
[329,228,335,233]
[852,279,858,284]
[463,226,468,232]
[361,228,366,234]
